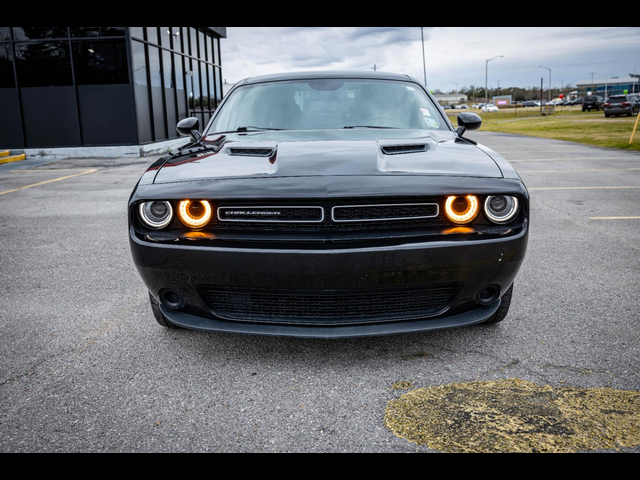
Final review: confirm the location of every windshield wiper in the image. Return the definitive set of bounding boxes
[343,125,401,130]
[236,126,286,132]
[209,126,287,135]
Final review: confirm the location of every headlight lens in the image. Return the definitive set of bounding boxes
[445,195,480,225]
[177,200,213,229]
[485,196,520,224]
[139,201,173,230]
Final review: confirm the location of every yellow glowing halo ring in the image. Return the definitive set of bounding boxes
[445,195,480,225]
[177,200,213,229]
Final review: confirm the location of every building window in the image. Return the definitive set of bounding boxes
[13,27,69,41]
[0,43,15,88]
[14,41,73,87]
[72,39,129,85]
[70,27,126,38]
[0,27,10,41]
[146,27,159,46]
[174,53,184,90]
[148,46,162,88]
[172,27,183,54]
[130,27,144,40]
[132,41,147,86]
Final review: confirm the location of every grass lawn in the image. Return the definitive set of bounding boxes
[448,108,640,152]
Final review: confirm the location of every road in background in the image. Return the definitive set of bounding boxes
[0,133,639,452]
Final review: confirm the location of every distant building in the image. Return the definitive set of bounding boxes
[576,77,639,98]
[492,95,513,107]
[434,93,468,105]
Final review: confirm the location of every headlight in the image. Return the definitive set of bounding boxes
[139,201,173,230]
[445,196,480,225]
[485,196,520,224]
[177,200,213,229]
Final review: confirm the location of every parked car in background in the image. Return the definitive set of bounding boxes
[604,94,640,117]
[442,105,453,110]
[522,101,540,108]
[457,104,469,110]
[583,95,605,112]
[482,104,499,113]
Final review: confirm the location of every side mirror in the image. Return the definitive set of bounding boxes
[177,117,202,143]
[456,112,483,137]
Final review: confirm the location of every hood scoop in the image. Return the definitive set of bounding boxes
[229,147,276,158]
[381,144,430,156]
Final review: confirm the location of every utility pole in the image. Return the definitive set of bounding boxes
[450,81,458,93]
[486,56,504,105]
[589,72,597,94]
[539,66,552,104]
[421,27,428,88]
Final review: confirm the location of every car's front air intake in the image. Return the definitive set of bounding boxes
[228,148,276,157]
[200,283,460,325]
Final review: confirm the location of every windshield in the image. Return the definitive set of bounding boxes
[209,79,447,133]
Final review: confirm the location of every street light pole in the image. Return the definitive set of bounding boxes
[486,56,504,106]
[589,72,597,95]
[421,27,428,88]
[539,66,552,104]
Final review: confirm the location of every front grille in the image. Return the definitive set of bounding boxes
[219,206,324,223]
[201,284,459,325]
[211,198,449,232]
[332,204,438,223]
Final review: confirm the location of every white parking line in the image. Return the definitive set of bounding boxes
[529,186,640,191]
[590,216,640,221]
[0,169,99,196]
[519,168,640,174]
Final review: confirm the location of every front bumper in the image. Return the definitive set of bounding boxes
[130,223,528,338]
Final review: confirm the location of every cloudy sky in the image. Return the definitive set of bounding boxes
[221,27,640,92]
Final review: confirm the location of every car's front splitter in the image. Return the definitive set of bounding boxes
[159,300,501,339]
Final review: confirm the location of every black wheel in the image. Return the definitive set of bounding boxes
[149,292,178,329]
[483,285,514,325]
[605,114,611,118]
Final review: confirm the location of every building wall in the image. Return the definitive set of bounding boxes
[0,27,137,149]
[576,80,640,98]
[0,27,225,150]
[129,27,224,145]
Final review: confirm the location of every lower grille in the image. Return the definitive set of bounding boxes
[200,284,459,325]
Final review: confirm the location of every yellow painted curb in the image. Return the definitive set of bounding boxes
[0,151,9,157]
[0,154,26,165]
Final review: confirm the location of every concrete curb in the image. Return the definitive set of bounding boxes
[23,138,191,160]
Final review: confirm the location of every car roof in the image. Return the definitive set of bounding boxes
[241,70,417,86]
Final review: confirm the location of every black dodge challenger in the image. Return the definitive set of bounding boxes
[129,71,529,339]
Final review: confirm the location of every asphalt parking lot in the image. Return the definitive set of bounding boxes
[1,132,639,453]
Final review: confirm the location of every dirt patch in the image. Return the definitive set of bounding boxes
[385,378,640,453]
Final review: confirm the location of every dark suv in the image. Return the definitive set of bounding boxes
[583,95,605,112]
[604,95,640,117]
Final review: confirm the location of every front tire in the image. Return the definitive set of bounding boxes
[483,285,514,325]
[149,292,179,329]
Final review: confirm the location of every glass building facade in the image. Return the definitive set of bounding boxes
[0,27,226,149]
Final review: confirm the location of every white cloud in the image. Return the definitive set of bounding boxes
[221,27,640,91]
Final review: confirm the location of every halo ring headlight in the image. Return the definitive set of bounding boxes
[485,196,520,224]
[178,200,213,229]
[139,201,173,230]
[445,195,480,225]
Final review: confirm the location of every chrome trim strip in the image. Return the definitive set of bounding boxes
[218,206,325,224]
[331,203,440,223]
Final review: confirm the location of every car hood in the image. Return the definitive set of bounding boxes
[153,130,503,184]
